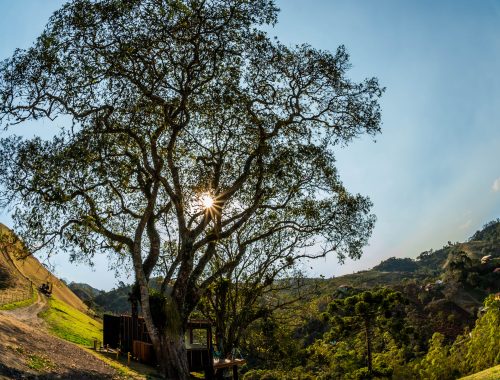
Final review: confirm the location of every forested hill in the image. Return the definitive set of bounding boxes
[71,219,500,318]
[374,218,500,275]
[316,219,500,325]
[69,282,131,315]
[68,278,163,315]
[234,219,500,380]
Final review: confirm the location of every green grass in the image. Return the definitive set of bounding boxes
[460,364,500,380]
[0,285,37,310]
[26,353,56,371]
[40,297,103,347]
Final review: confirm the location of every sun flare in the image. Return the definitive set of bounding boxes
[200,193,214,209]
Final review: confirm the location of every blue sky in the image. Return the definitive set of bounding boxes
[272,0,500,275]
[1,1,500,289]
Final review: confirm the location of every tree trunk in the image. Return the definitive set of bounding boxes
[129,286,139,343]
[135,262,191,379]
[157,331,190,380]
[216,329,225,357]
[143,301,191,379]
[144,295,191,379]
[215,304,226,357]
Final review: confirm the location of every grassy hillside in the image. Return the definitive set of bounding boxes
[13,254,88,313]
[0,225,161,378]
[38,297,166,379]
[0,223,88,313]
[459,364,500,380]
[40,297,103,347]
[0,224,31,292]
[1,224,102,346]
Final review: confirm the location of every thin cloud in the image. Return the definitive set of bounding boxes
[492,177,500,192]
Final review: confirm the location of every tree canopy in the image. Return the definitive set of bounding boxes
[0,0,383,378]
[327,288,405,377]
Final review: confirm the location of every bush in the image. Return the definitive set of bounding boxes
[463,295,500,373]
[242,368,315,380]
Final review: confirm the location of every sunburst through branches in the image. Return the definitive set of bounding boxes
[199,192,221,220]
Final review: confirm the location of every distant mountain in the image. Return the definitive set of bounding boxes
[70,278,165,315]
[68,282,103,303]
[93,284,132,315]
[66,281,134,315]
[373,218,500,276]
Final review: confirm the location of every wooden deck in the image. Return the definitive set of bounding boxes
[213,358,246,379]
[213,358,246,370]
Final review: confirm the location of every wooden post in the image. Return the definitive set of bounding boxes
[127,352,131,366]
[116,349,120,360]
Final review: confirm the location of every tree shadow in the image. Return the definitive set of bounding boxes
[0,266,11,290]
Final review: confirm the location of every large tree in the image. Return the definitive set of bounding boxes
[0,0,382,378]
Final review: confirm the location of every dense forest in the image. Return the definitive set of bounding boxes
[69,219,500,379]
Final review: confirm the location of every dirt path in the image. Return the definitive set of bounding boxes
[0,292,133,379]
[3,291,48,327]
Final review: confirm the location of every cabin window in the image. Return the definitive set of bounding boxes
[185,328,208,349]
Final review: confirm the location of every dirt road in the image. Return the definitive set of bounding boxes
[3,291,48,327]
[0,291,128,379]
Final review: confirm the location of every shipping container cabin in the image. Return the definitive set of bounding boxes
[103,314,214,378]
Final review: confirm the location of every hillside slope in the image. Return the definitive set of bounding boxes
[460,364,500,380]
[0,225,31,292]
[0,301,125,379]
[0,223,87,313]
[0,224,138,378]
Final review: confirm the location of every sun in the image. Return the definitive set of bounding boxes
[200,193,214,209]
